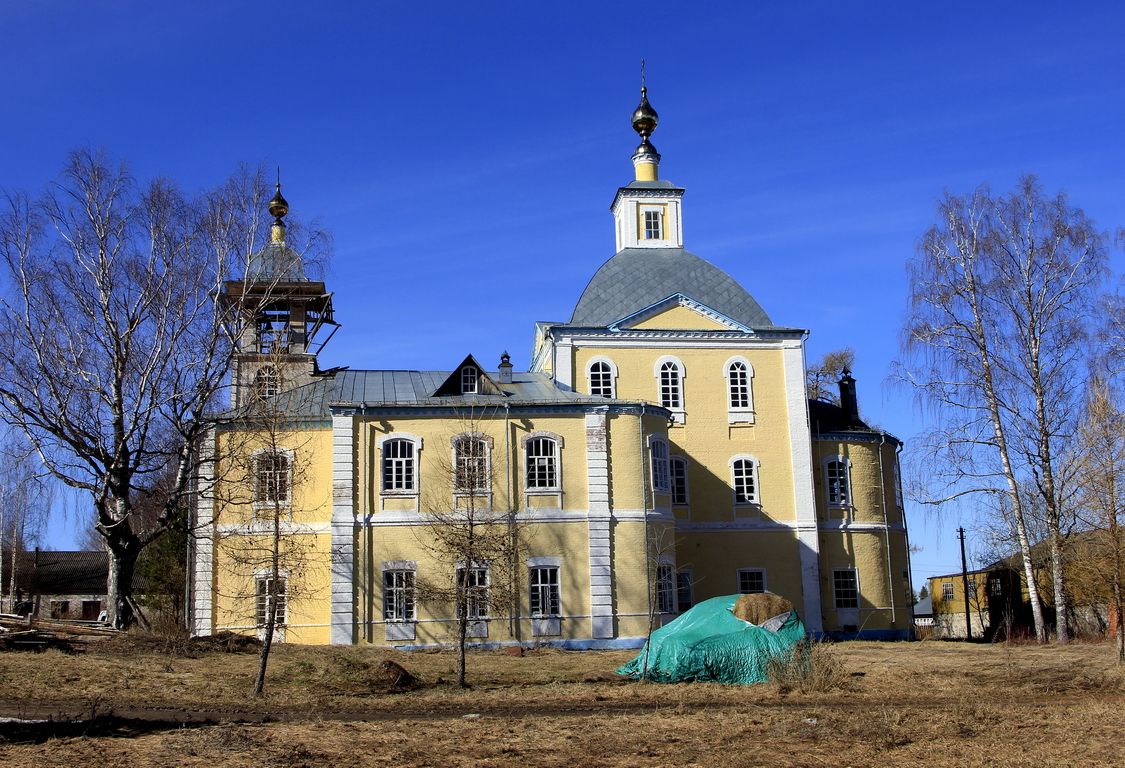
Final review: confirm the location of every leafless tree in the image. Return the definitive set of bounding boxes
[0,431,52,612]
[806,347,855,403]
[0,149,297,628]
[415,405,527,688]
[215,348,326,696]
[1074,376,1125,662]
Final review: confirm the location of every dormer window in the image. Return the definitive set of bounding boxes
[461,366,478,394]
[643,209,663,240]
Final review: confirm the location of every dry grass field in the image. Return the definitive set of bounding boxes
[0,636,1122,767]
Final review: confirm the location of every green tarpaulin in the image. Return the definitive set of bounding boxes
[617,594,806,684]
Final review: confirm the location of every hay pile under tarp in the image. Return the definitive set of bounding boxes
[617,593,805,684]
[732,593,793,626]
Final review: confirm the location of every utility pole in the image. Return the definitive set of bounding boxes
[958,526,973,641]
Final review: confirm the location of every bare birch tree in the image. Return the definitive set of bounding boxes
[0,150,296,628]
[806,348,855,403]
[901,177,1108,644]
[0,432,52,613]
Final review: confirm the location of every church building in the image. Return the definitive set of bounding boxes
[189,87,914,646]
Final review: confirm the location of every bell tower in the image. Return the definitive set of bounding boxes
[222,181,339,408]
[611,80,685,252]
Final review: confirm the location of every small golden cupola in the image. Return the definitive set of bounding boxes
[268,179,289,244]
[631,85,661,181]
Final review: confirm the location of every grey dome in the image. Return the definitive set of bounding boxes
[246,241,307,283]
[569,247,773,328]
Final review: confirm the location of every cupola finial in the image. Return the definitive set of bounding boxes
[630,61,661,181]
[268,168,289,244]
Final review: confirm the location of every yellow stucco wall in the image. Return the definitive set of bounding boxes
[573,344,796,525]
[627,304,731,331]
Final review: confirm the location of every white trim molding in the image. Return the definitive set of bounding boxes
[377,432,423,500]
[330,412,357,645]
[191,427,217,637]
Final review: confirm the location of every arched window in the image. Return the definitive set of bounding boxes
[670,456,689,505]
[724,357,755,423]
[525,436,559,491]
[461,366,478,394]
[381,438,417,493]
[649,437,670,493]
[255,366,280,399]
[588,359,615,398]
[453,435,490,493]
[254,450,291,505]
[731,457,759,505]
[825,458,851,507]
[659,360,682,409]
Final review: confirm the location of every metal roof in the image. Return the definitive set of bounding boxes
[252,369,636,420]
[246,242,308,283]
[568,247,774,328]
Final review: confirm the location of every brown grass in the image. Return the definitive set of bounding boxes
[1,638,1123,766]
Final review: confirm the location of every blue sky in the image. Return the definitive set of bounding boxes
[3,2,1124,586]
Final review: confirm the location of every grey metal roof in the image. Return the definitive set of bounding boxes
[254,369,629,419]
[568,247,774,328]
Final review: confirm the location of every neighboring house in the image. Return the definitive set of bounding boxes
[189,87,914,647]
[912,594,933,630]
[0,549,124,621]
[928,565,1031,641]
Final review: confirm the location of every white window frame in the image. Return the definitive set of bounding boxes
[824,456,852,509]
[730,455,761,507]
[455,563,490,621]
[460,365,478,394]
[521,431,563,494]
[382,561,417,622]
[648,435,671,494]
[737,568,767,595]
[833,568,860,609]
[378,434,423,497]
[640,205,665,241]
[254,365,281,399]
[893,457,904,510]
[655,563,675,614]
[669,456,689,506]
[255,570,288,628]
[528,557,562,637]
[252,447,293,511]
[586,356,618,399]
[653,355,685,423]
[451,433,493,500]
[723,356,755,424]
[942,581,954,601]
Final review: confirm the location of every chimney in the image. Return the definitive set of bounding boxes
[838,368,860,426]
[498,351,513,384]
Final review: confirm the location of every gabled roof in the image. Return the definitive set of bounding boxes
[430,354,504,396]
[567,247,775,329]
[0,550,147,595]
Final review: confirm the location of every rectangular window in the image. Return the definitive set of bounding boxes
[655,564,675,613]
[833,569,859,609]
[650,439,670,493]
[454,437,489,493]
[990,577,1003,597]
[643,209,663,240]
[383,569,416,621]
[967,579,976,595]
[676,570,693,612]
[525,437,559,490]
[255,576,287,627]
[826,460,850,507]
[738,569,766,594]
[670,457,688,505]
[382,439,416,492]
[529,566,560,617]
[942,581,954,601]
[255,452,290,505]
[455,566,489,619]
